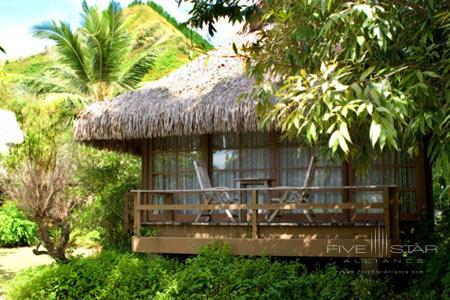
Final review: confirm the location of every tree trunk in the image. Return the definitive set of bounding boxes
[34,220,70,263]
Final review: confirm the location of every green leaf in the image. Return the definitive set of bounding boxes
[120,51,156,89]
[307,123,317,142]
[340,123,351,142]
[356,103,366,116]
[351,83,362,96]
[359,66,375,81]
[356,36,365,46]
[329,131,340,152]
[232,42,238,54]
[337,132,349,153]
[369,120,381,147]
[367,103,374,115]
[423,71,440,78]
[354,4,374,19]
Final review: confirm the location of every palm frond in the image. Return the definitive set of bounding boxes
[32,21,90,85]
[119,52,156,89]
[82,0,130,85]
[0,45,5,53]
[46,66,90,95]
[22,77,70,96]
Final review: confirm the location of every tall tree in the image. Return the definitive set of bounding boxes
[26,1,156,101]
[181,0,450,179]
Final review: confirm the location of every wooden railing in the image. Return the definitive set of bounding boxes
[130,186,399,240]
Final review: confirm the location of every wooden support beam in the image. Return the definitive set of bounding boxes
[165,193,174,221]
[390,187,400,239]
[383,187,391,239]
[252,190,258,238]
[132,236,400,258]
[137,202,387,211]
[134,192,141,236]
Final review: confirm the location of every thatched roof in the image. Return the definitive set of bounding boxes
[74,49,260,152]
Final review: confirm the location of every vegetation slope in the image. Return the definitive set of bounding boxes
[2,2,212,83]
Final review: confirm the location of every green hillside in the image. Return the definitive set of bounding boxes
[3,3,212,84]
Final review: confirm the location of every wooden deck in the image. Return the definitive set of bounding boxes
[130,186,400,258]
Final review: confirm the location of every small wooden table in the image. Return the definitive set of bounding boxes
[234,178,275,188]
[235,178,274,222]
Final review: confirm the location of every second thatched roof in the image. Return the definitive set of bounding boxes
[74,49,260,149]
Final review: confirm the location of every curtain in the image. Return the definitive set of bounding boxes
[353,152,416,214]
[152,136,200,215]
[278,144,343,214]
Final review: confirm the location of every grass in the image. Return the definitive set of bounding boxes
[2,52,54,83]
[0,247,53,297]
[0,247,97,298]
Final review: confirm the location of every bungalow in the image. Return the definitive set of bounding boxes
[74,48,432,258]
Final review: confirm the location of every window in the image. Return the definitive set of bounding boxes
[277,139,343,214]
[148,133,419,221]
[211,132,271,186]
[152,136,200,215]
[352,152,416,214]
[240,132,271,179]
[212,133,239,188]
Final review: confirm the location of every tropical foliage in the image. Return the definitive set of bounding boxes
[130,0,213,51]
[182,0,450,183]
[5,245,393,300]
[0,201,37,247]
[1,96,87,262]
[25,1,156,101]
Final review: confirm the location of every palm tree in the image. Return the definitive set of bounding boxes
[26,1,155,101]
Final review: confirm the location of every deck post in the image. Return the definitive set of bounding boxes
[383,187,391,239]
[134,192,141,236]
[389,187,400,240]
[252,190,258,239]
[165,193,174,221]
[124,192,131,233]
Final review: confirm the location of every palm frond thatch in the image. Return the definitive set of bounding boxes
[74,50,258,148]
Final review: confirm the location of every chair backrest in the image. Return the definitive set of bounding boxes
[302,156,317,187]
[193,161,212,189]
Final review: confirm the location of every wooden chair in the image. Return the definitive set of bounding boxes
[267,156,317,223]
[193,161,238,223]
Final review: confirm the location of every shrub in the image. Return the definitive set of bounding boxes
[168,244,392,300]
[0,201,37,247]
[5,245,394,300]
[5,250,178,300]
[77,149,140,250]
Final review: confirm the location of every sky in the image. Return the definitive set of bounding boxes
[0,0,241,59]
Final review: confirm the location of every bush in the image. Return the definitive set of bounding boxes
[5,250,178,300]
[5,245,393,300]
[0,201,37,247]
[170,244,391,300]
[76,149,140,250]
